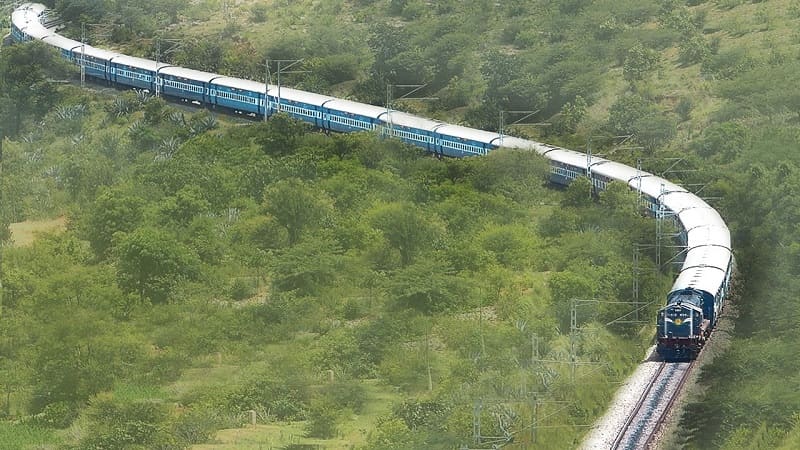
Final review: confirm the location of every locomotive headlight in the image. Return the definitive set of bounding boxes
[674,318,683,325]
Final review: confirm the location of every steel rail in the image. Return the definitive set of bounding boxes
[611,362,666,449]
[643,361,695,449]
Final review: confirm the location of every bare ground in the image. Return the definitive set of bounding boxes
[8,216,67,247]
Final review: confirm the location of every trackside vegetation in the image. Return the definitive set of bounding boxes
[5,0,800,448]
[0,42,669,449]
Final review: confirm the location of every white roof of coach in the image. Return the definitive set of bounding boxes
[547,148,601,171]
[686,225,732,250]
[74,44,121,62]
[681,245,732,273]
[42,34,81,52]
[323,98,388,120]
[110,54,171,73]
[211,76,266,94]
[635,175,687,201]
[592,160,649,183]
[435,124,500,144]
[14,4,50,40]
[496,136,548,153]
[676,207,727,232]
[276,86,336,108]
[672,265,727,297]
[382,110,442,133]
[160,66,222,83]
[661,191,713,214]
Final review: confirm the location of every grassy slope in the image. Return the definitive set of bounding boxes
[9,0,798,448]
[8,217,67,247]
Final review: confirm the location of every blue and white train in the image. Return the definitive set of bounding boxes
[11,3,733,360]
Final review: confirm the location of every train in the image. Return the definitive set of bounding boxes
[10,3,733,360]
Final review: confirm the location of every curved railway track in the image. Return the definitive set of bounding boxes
[611,361,694,450]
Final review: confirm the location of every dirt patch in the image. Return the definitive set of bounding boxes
[8,217,67,247]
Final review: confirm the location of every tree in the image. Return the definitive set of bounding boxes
[369,202,444,266]
[158,185,211,226]
[263,178,332,245]
[678,34,712,65]
[82,188,145,258]
[599,181,637,215]
[253,114,311,156]
[693,122,750,160]
[556,95,588,134]
[116,227,199,303]
[632,113,677,150]
[470,149,550,200]
[607,94,651,136]
[389,258,472,313]
[250,3,269,22]
[79,397,172,449]
[547,271,596,332]
[623,43,661,82]
[305,399,340,438]
[27,306,145,415]
[0,41,68,135]
[271,235,342,295]
[562,176,593,208]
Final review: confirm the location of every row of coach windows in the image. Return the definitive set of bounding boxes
[218,90,258,105]
[392,129,432,144]
[442,140,483,154]
[117,69,151,82]
[164,79,203,94]
[82,60,105,71]
[552,166,580,179]
[330,115,372,130]
[279,103,321,118]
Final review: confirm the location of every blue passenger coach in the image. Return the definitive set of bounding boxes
[322,99,384,134]
[381,111,439,153]
[435,124,499,157]
[110,55,167,91]
[159,66,219,104]
[75,46,120,82]
[271,88,331,128]
[211,77,265,116]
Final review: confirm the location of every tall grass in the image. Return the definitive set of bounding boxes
[0,423,59,448]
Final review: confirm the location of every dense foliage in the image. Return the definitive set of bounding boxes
[0,42,667,449]
[5,0,800,448]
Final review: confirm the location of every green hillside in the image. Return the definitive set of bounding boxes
[1,0,800,448]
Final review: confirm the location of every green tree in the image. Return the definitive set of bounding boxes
[254,113,311,156]
[607,94,651,136]
[0,41,68,135]
[79,397,172,449]
[369,202,444,266]
[263,178,332,245]
[158,185,211,226]
[271,235,342,295]
[547,271,596,332]
[27,306,144,414]
[389,258,472,313]
[623,42,661,81]
[678,34,712,65]
[562,176,593,208]
[81,188,145,258]
[305,399,340,438]
[116,227,199,303]
[693,122,750,160]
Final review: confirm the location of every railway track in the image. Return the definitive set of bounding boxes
[611,360,693,450]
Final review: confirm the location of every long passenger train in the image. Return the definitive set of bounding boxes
[11,3,732,360]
